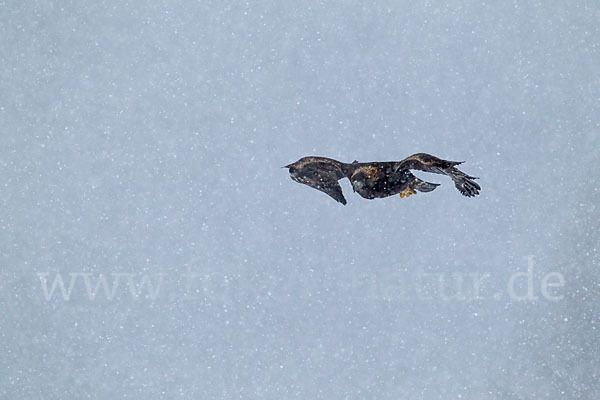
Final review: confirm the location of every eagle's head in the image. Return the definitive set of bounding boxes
[350,170,372,193]
[351,177,366,192]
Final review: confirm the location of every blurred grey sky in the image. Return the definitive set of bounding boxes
[1,1,599,399]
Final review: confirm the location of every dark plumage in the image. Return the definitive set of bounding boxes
[283,153,480,205]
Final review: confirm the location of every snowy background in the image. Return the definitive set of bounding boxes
[2,1,599,398]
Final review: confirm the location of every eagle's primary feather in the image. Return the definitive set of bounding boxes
[284,153,480,204]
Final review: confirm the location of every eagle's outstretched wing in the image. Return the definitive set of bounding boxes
[396,153,481,197]
[285,157,348,205]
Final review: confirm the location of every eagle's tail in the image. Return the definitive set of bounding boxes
[412,178,440,193]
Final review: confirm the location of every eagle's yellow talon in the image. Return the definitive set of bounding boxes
[400,188,417,198]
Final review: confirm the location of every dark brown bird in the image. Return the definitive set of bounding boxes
[283,153,480,205]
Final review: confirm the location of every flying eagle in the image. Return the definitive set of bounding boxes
[283,153,480,205]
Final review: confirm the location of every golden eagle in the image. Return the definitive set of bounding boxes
[283,153,480,205]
